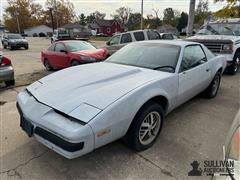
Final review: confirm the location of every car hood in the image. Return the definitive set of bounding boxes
[27,62,171,114]
[71,49,107,60]
[187,35,240,42]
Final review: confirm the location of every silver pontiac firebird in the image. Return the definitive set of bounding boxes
[17,40,226,159]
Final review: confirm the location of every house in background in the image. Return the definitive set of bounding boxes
[24,25,52,37]
[89,19,124,36]
[61,24,91,38]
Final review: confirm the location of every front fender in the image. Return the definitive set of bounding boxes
[89,76,178,149]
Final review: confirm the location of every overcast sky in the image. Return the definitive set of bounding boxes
[0,0,226,21]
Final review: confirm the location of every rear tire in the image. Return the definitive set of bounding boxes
[44,59,53,71]
[227,51,240,75]
[71,60,80,66]
[5,80,15,86]
[203,71,221,98]
[124,102,164,151]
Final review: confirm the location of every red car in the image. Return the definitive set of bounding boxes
[41,40,109,70]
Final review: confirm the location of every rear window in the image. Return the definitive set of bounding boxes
[120,33,132,44]
[133,31,145,41]
[147,31,160,40]
[162,34,174,40]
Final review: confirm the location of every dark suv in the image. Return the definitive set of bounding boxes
[2,33,29,50]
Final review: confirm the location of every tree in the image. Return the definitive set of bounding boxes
[89,11,106,20]
[195,0,211,25]
[111,7,132,27]
[4,0,44,33]
[177,12,188,32]
[45,0,75,28]
[127,12,142,30]
[163,8,180,27]
[79,13,86,25]
[214,0,240,17]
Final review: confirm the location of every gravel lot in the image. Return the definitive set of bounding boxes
[0,37,239,180]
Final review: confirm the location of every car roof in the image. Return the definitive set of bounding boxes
[56,40,89,43]
[132,40,200,47]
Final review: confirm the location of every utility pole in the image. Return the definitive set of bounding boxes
[141,0,143,29]
[49,8,54,33]
[54,0,58,29]
[14,12,21,34]
[187,0,196,36]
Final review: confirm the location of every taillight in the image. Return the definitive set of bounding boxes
[0,56,12,66]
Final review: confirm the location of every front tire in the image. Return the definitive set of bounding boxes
[44,59,53,71]
[25,45,29,50]
[204,72,221,98]
[124,102,164,151]
[228,51,240,75]
[5,80,15,86]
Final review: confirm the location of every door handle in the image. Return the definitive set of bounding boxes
[206,69,210,72]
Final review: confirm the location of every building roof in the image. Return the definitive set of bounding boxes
[90,19,123,28]
[24,25,51,31]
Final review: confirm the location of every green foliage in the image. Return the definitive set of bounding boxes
[214,0,240,17]
[177,12,188,32]
[163,8,180,27]
[79,13,86,25]
[195,0,211,25]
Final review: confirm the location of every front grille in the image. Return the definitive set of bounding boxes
[201,42,223,53]
[187,39,233,54]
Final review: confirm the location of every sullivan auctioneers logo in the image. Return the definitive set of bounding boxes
[188,160,234,177]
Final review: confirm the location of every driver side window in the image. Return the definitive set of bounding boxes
[109,35,120,45]
[55,43,66,52]
[180,45,207,72]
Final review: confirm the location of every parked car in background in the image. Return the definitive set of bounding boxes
[0,52,15,86]
[187,18,240,75]
[105,29,161,55]
[17,40,226,159]
[1,33,29,50]
[41,40,109,70]
[159,33,178,40]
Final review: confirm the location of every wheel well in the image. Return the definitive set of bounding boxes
[146,96,169,113]
[234,48,240,57]
[217,67,223,73]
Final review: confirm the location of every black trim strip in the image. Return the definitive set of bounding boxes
[26,89,86,125]
[35,127,84,152]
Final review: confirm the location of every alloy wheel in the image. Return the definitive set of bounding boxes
[139,111,161,145]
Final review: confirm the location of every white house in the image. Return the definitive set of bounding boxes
[24,25,52,37]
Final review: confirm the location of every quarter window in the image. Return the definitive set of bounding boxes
[133,31,145,41]
[55,43,66,52]
[120,33,132,44]
[109,35,120,45]
[180,45,207,71]
[147,31,160,40]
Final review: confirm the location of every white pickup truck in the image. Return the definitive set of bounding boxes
[187,18,240,75]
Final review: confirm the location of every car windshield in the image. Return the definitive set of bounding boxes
[106,43,181,73]
[8,34,23,39]
[197,23,240,36]
[65,41,96,52]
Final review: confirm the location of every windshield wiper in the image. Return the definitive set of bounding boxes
[153,65,175,71]
[224,27,235,36]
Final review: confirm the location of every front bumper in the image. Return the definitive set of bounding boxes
[10,42,28,48]
[215,53,234,66]
[16,90,94,159]
[0,65,14,82]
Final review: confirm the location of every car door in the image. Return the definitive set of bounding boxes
[106,35,121,55]
[177,45,211,105]
[53,43,69,68]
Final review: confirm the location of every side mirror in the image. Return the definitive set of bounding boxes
[106,41,110,46]
[60,49,68,54]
